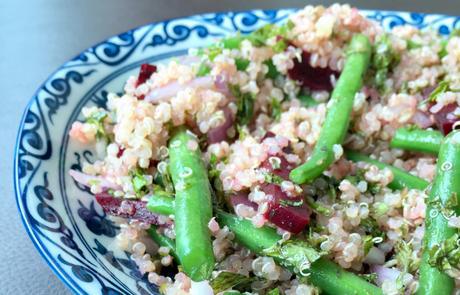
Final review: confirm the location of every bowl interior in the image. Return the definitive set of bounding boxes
[14,8,459,294]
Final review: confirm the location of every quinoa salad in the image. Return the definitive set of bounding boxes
[68,4,460,295]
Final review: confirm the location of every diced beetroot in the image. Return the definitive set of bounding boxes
[95,192,159,224]
[230,191,258,211]
[116,147,125,158]
[136,63,157,87]
[432,103,458,135]
[288,51,339,91]
[207,106,235,144]
[260,183,309,234]
[260,154,295,180]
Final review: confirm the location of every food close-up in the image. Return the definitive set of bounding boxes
[12,2,460,295]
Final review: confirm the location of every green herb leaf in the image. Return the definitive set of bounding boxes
[270,98,282,121]
[222,36,244,49]
[131,168,149,195]
[358,273,378,284]
[428,233,460,275]
[263,59,280,80]
[230,84,254,126]
[267,288,280,295]
[361,217,385,240]
[86,111,108,139]
[263,240,325,276]
[363,235,374,255]
[196,62,211,77]
[406,39,422,50]
[298,94,320,108]
[210,272,253,294]
[370,34,400,92]
[395,240,420,273]
[279,199,304,207]
[235,58,250,71]
[263,172,284,185]
[305,197,332,216]
[429,81,450,102]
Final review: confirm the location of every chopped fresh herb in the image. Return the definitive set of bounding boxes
[428,233,460,275]
[263,59,280,79]
[264,172,284,185]
[223,35,244,49]
[230,84,255,126]
[439,39,449,59]
[235,58,250,71]
[407,39,422,50]
[363,235,374,255]
[196,62,211,77]
[298,94,320,108]
[370,34,400,92]
[263,239,325,275]
[361,217,385,240]
[86,111,108,139]
[373,202,389,217]
[270,98,282,121]
[131,168,149,195]
[153,163,174,193]
[236,125,249,140]
[427,193,458,219]
[395,240,420,273]
[305,196,332,216]
[266,288,280,295]
[279,199,304,207]
[358,273,378,284]
[207,43,224,61]
[273,39,287,53]
[209,271,253,294]
[346,169,381,194]
[439,29,460,58]
[428,80,460,102]
[245,21,294,49]
[208,154,227,210]
[429,80,450,102]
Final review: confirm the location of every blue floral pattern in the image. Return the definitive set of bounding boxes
[13,9,460,295]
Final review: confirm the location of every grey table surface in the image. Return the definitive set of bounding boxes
[0,0,458,294]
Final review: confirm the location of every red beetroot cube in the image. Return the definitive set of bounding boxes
[136,63,157,87]
[95,192,159,224]
[432,103,459,135]
[260,154,295,180]
[230,191,258,211]
[261,183,309,234]
[288,51,339,91]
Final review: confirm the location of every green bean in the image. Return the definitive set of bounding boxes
[345,150,429,191]
[216,211,382,295]
[146,191,175,216]
[290,34,372,184]
[418,131,460,294]
[390,127,442,154]
[147,225,180,263]
[168,127,214,281]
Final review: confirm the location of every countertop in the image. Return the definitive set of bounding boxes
[0,0,458,294]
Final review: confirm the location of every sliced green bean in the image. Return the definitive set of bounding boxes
[146,192,175,216]
[147,225,180,263]
[390,127,442,154]
[216,211,382,295]
[418,131,460,294]
[168,127,214,281]
[345,150,429,191]
[290,34,372,184]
